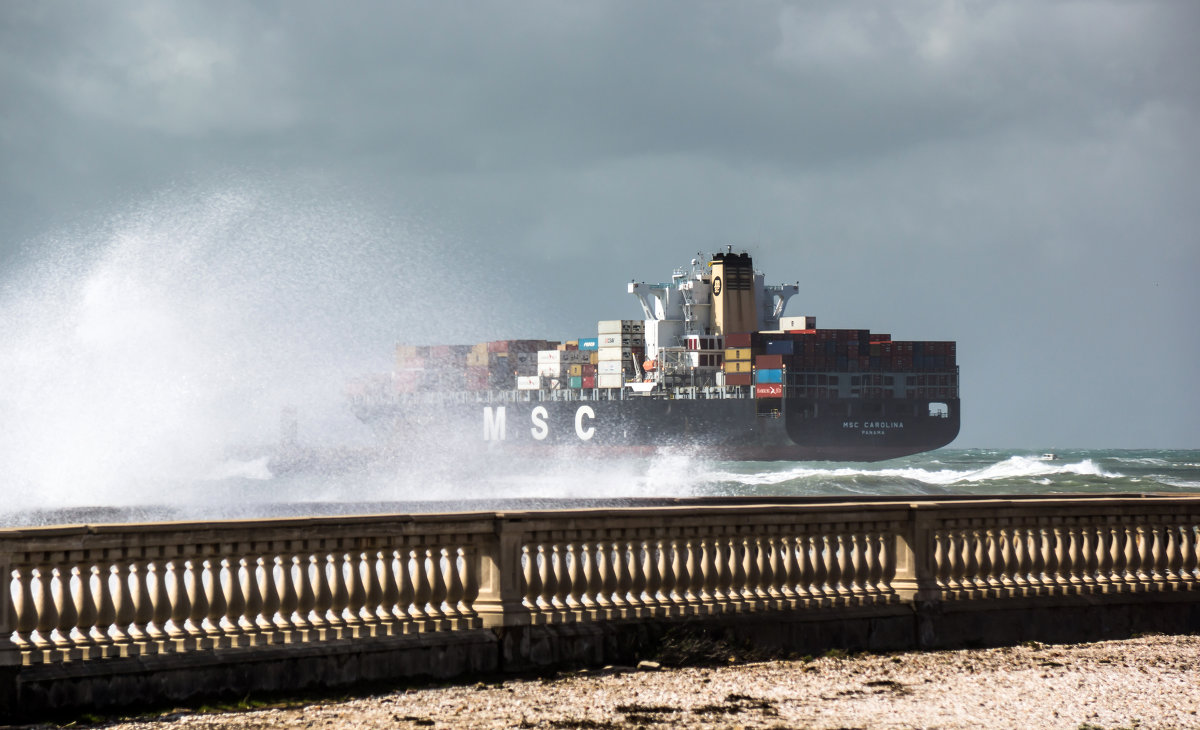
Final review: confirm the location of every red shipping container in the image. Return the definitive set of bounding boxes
[724,372,753,386]
[756,354,784,369]
[582,376,596,388]
[756,383,783,398]
[725,332,753,348]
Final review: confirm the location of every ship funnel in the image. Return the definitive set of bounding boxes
[709,251,757,335]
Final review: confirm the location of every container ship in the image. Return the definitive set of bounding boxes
[348,251,960,461]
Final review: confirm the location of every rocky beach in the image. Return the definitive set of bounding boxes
[74,633,1200,730]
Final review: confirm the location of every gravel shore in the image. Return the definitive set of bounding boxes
[80,634,1200,730]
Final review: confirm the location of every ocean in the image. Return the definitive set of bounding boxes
[3,448,1196,529]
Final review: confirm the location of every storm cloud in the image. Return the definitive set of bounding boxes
[1,1,1197,448]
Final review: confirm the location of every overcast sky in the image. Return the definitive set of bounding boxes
[1,1,1197,451]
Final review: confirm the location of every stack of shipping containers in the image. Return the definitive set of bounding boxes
[597,320,644,389]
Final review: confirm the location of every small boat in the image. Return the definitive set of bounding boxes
[1038,453,1061,461]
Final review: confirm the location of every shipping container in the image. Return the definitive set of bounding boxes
[597,347,638,362]
[724,360,753,374]
[516,376,540,390]
[597,373,624,389]
[756,383,783,398]
[765,339,794,355]
[756,354,784,369]
[778,315,816,331]
[724,347,751,361]
[756,368,783,384]
[724,372,753,386]
[578,338,599,351]
[598,319,645,335]
[597,360,624,375]
[724,333,753,348]
[569,375,583,389]
[569,363,584,377]
[582,376,596,389]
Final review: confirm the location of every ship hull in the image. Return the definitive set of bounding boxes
[359,395,960,462]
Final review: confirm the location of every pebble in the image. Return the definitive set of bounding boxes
[77,634,1200,729]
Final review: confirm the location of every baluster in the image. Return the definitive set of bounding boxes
[12,565,37,657]
[591,540,612,617]
[125,559,153,653]
[627,539,648,617]
[407,548,431,630]
[1024,526,1044,595]
[342,551,366,637]
[998,526,1017,590]
[1042,525,1062,592]
[109,560,139,653]
[1147,523,1166,588]
[863,531,883,597]
[273,557,298,643]
[240,553,265,645]
[535,544,555,618]
[220,558,247,648]
[395,548,417,632]
[1010,526,1029,592]
[422,547,448,631]
[1142,521,1161,583]
[1163,523,1182,587]
[183,559,209,650]
[756,536,775,608]
[808,533,828,604]
[75,564,101,658]
[1180,524,1199,588]
[946,528,966,594]
[785,535,808,606]
[204,559,229,648]
[1082,524,1100,589]
[444,546,467,627]
[667,537,686,612]
[848,533,867,599]
[984,528,1002,591]
[1107,522,1128,592]
[581,541,601,617]
[681,538,698,614]
[932,530,950,594]
[826,534,846,603]
[165,559,189,652]
[611,540,631,617]
[1065,524,1082,591]
[30,565,57,660]
[294,553,317,641]
[258,556,282,644]
[1131,523,1149,587]
[564,542,583,614]
[378,548,403,634]
[522,545,541,619]
[459,545,480,626]
[726,536,746,612]
[51,566,77,657]
[642,539,662,616]
[738,537,757,609]
[149,559,172,651]
[359,549,384,636]
[551,545,571,618]
[711,536,732,611]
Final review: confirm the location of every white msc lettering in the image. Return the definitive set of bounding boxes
[530,406,549,440]
[574,405,595,441]
[483,406,506,441]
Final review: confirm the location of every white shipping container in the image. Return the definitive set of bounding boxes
[597,319,645,335]
[597,373,624,389]
[597,347,635,361]
[597,360,625,374]
[779,315,816,330]
[517,376,541,390]
[537,363,569,378]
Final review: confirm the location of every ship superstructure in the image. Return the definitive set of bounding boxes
[348,251,960,461]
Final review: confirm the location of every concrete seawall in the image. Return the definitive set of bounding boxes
[3,494,1198,721]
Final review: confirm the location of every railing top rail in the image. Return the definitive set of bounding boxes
[2,493,1198,548]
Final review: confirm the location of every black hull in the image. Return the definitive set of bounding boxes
[357,396,960,462]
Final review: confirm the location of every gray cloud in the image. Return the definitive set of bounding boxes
[1,0,1197,448]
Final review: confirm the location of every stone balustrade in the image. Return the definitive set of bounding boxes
[2,496,1199,671]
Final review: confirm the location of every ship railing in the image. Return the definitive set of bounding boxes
[3,497,1198,667]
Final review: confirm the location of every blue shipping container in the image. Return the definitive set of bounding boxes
[765,339,794,355]
[757,368,783,384]
[578,338,599,351]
